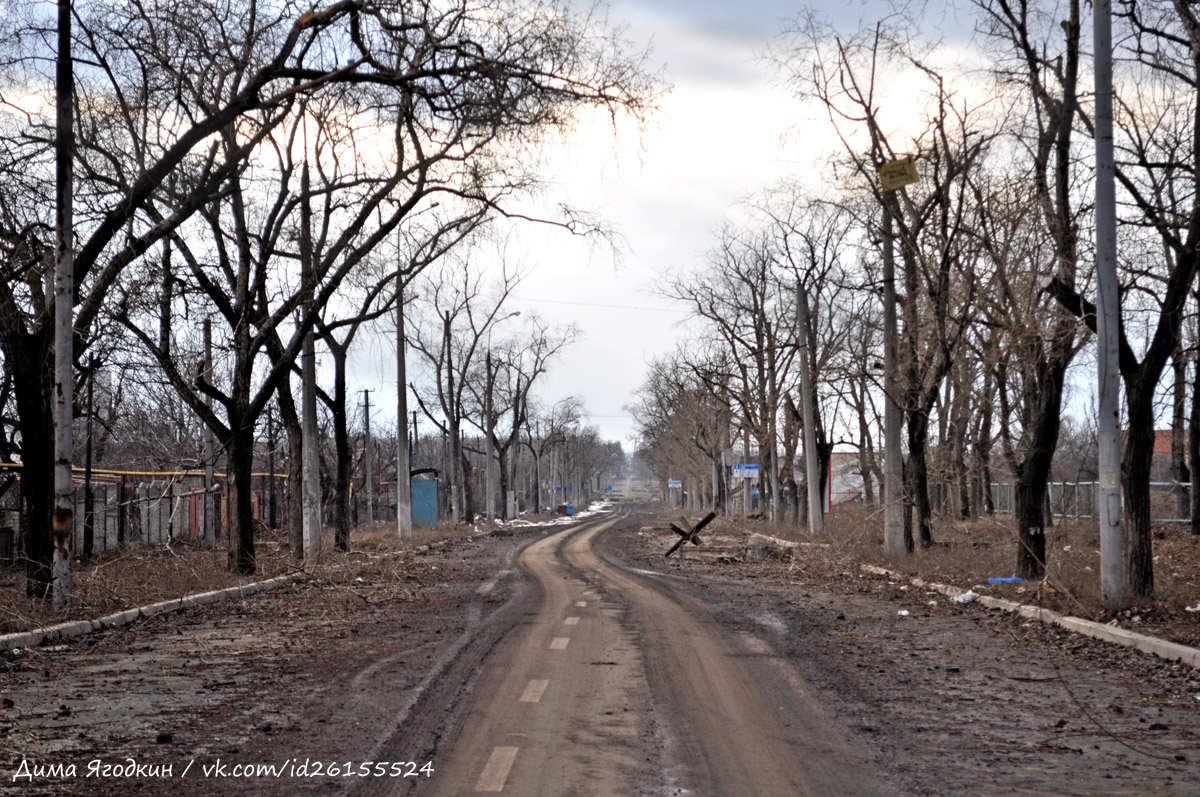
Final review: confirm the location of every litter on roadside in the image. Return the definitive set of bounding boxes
[950,591,978,604]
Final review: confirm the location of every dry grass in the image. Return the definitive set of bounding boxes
[0,520,483,635]
[679,503,1200,647]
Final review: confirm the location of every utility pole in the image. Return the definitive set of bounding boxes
[535,421,543,513]
[444,312,461,525]
[300,163,322,565]
[266,405,276,532]
[83,358,95,560]
[204,316,216,545]
[796,284,824,536]
[362,388,374,524]
[52,0,74,609]
[395,272,412,538]
[1093,0,1124,609]
[881,197,907,558]
[743,429,752,516]
[485,351,495,524]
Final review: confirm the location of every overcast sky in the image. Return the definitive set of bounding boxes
[349,0,947,451]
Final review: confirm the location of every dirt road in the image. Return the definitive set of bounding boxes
[3,504,1198,795]
[417,511,884,796]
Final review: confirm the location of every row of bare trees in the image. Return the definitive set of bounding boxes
[0,0,654,600]
[633,0,1200,602]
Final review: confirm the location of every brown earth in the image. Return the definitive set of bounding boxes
[0,505,1197,795]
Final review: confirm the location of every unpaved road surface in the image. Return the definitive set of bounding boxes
[2,505,1199,795]
[407,511,881,796]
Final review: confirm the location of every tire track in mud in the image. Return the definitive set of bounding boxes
[347,516,620,797]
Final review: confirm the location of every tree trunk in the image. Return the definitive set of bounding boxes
[330,347,351,551]
[1171,350,1189,520]
[1191,350,1200,534]
[975,366,995,516]
[15,355,54,597]
[906,412,934,548]
[855,380,876,504]
[1123,385,1157,597]
[226,419,256,575]
[275,385,304,560]
[1013,356,1067,579]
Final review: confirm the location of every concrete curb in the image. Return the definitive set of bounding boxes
[1,572,304,652]
[0,532,493,652]
[860,564,1200,669]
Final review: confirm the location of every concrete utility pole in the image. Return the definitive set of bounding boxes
[881,201,907,558]
[743,429,752,516]
[266,406,276,532]
[535,421,543,513]
[362,388,374,524]
[485,350,495,524]
[204,317,216,545]
[1093,0,1124,610]
[300,163,322,565]
[443,312,461,525]
[83,358,95,560]
[796,284,824,536]
[52,0,74,610]
[395,273,412,539]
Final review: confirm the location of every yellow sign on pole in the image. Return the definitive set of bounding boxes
[878,156,919,191]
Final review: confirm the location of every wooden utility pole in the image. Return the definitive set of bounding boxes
[395,273,412,538]
[52,0,74,609]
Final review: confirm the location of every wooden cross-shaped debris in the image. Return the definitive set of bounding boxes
[664,511,717,558]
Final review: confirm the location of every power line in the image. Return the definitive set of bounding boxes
[512,295,689,314]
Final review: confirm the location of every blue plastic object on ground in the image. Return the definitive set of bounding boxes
[987,576,1024,584]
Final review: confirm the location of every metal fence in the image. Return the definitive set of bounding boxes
[0,472,278,565]
[991,481,1191,523]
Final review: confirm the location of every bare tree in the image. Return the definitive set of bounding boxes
[1046,1,1200,597]
[524,396,584,512]
[780,17,990,547]
[660,226,800,523]
[972,0,1090,579]
[408,255,526,523]
[466,315,578,518]
[0,0,655,583]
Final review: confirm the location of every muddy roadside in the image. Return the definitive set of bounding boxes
[607,509,1200,796]
[0,525,550,796]
[2,506,1199,795]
